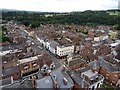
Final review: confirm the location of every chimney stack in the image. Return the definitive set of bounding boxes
[50,72,59,90]
[53,80,59,90]
[63,78,68,85]
[92,68,96,73]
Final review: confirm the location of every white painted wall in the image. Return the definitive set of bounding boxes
[89,77,104,89]
[56,46,74,56]
[94,37,100,42]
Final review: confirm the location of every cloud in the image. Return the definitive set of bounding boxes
[0,0,119,12]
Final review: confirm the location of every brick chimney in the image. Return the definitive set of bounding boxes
[53,80,59,89]
[92,68,96,73]
[50,72,59,90]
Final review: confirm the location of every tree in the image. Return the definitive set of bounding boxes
[114,24,120,30]
[23,20,30,26]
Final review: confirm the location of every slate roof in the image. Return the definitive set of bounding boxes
[67,70,89,88]
[69,59,85,67]
[1,79,33,89]
[31,46,42,55]
[6,33,17,38]
[88,61,100,69]
[2,53,14,62]
[36,76,54,89]
[75,66,93,74]
[23,52,34,58]
[49,41,59,49]
[51,70,74,89]
[36,70,74,89]
[81,70,98,79]
[0,77,12,86]
[17,80,33,88]
[88,57,120,72]
[2,66,20,77]
[2,43,28,51]
[98,58,120,72]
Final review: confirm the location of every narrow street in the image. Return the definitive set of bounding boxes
[19,28,62,70]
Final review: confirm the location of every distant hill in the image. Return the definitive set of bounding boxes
[2,9,120,27]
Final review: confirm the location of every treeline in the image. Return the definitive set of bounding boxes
[2,9,120,28]
[0,26,12,43]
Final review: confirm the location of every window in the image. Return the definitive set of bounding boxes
[91,80,94,84]
[24,68,28,72]
[43,70,46,72]
[33,65,37,69]
[30,76,32,79]
[24,64,28,67]
[96,77,98,80]
[97,83,100,88]
[32,61,36,64]
[51,68,53,70]
[44,67,47,70]
[32,62,37,67]
[117,84,120,87]
[51,64,55,68]
[91,86,95,90]
[2,67,4,69]
[35,75,38,79]
[24,66,29,69]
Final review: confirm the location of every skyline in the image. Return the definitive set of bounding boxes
[0,0,120,12]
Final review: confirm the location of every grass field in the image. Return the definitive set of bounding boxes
[102,82,113,90]
[107,11,120,16]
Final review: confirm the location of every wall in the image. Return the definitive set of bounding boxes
[56,46,74,57]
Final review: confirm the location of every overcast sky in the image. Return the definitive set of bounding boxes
[0,0,119,12]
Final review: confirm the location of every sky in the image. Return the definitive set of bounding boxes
[0,0,119,12]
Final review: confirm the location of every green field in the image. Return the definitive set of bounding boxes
[102,82,113,90]
[107,11,120,16]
